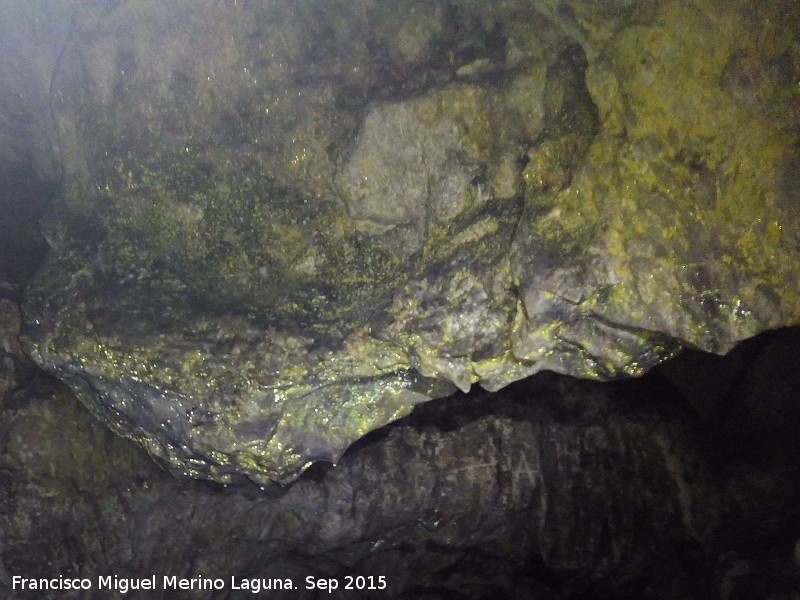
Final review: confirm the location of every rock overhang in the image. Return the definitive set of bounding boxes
[11,0,800,484]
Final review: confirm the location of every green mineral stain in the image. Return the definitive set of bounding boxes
[22,0,800,485]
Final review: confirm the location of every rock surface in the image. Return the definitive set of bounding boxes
[4,0,799,483]
[2,323,800,599]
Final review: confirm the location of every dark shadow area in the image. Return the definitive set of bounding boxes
[334,326,800,599]
[0,160,55,300]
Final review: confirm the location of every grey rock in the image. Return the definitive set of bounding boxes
[1,0,798,485]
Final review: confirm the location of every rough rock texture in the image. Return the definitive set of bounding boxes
[2,320,800,599]
[0,301,22,405]
[4,0,799,483]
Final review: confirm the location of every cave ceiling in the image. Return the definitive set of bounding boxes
[1,0,798,484]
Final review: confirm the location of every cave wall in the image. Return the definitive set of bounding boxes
[0,1,800,597]
[2,298,800,598]
[1,0,797,485]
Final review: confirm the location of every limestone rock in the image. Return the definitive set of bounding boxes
[7,0,799,483]
[3,334,800,598]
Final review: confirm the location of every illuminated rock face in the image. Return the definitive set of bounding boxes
[9,0,800,483]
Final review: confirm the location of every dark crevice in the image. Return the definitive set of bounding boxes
[0,160,57,300]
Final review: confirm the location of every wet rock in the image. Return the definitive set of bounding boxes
[3,0,799,485]
[2,332,800,598]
